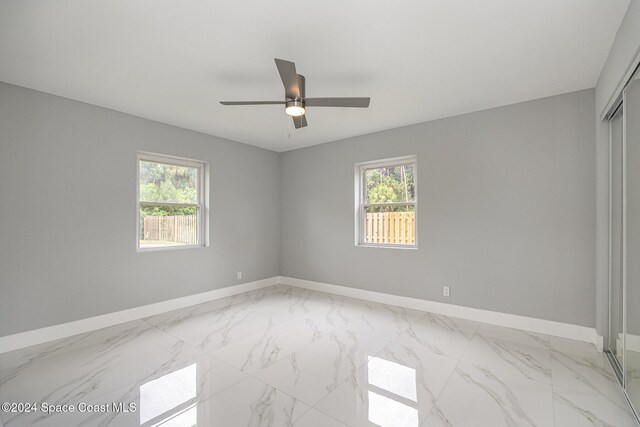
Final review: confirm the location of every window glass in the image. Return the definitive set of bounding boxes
[364,164,415,203]
[139,161,198,204]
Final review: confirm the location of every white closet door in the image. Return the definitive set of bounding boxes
[624,75,640,408]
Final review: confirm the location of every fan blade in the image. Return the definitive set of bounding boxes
[292,114,308,129]
[305,97,370,108]
[220,101,285,105]
[274,58,301,99]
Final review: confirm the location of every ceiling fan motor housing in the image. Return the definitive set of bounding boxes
[284,74,306,116]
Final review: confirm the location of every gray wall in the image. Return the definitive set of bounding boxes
[281,89,596,327]
[0,82,602,335]
[0,82,280,336]
[594,0,640,336]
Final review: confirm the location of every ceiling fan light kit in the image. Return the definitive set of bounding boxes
[285,100,305,117]
[220,58,370,129]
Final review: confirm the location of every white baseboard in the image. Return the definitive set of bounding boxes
[0,276,279,354]
[1,275,602,355]
[279,276,603,351]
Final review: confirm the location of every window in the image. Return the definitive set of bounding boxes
[137,152,207,251]
[356,156,417,248]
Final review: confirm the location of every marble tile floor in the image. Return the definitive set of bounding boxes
[0,284,637,427]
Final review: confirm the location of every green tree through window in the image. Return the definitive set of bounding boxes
[140,161,198,217]
[365,165,415,212]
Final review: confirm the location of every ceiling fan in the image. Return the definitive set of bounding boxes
[220,58,370,129]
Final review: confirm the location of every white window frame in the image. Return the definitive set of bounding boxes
[136,152,208,252]
[355,155,418,249]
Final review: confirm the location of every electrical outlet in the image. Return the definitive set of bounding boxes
[443,286,451,297]
[237,272,242,280]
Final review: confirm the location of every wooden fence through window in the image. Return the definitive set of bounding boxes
[365,212,415,245]
[142,215,197,244]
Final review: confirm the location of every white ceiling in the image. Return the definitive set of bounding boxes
[0,0,630,152]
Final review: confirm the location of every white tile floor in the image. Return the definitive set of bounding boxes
[0,285,637,426]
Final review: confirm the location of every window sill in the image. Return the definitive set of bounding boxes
[356,244,418,250]
[137,244,207,253]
